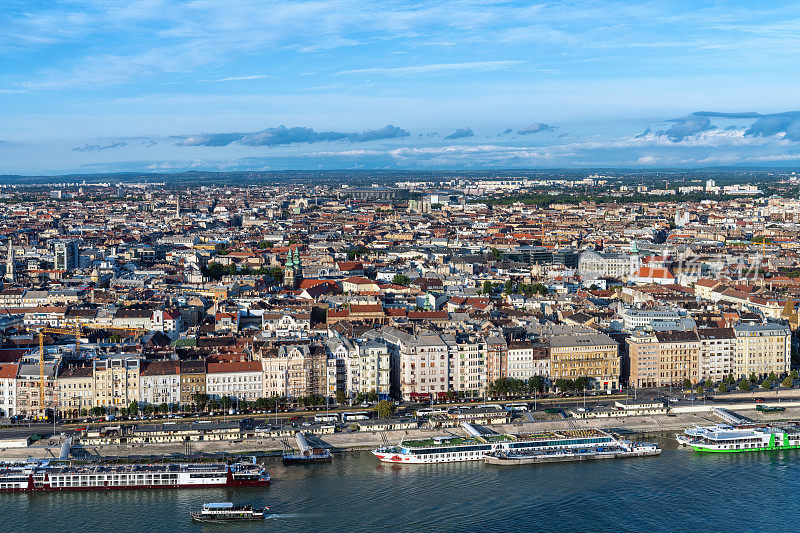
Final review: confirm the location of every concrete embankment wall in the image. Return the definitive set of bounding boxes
[6,404,800,460]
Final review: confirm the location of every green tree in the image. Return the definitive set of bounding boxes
[504,279,514,294]
[128,400,139,416]
[718,383,728,393]
[727,373,736,385]
[739,380,750,392]
[91,406,105,417]
[782,376,794,388]
[574,376,590,391]
[768,371,777,382]
[482,280,493,295]
[392,274,411,286]
[142,403,154,415]
[266,266,284,284]
[159,402,169,414]
[192,392,210,412]
[528,375,545,394]
[761,379,772,390]
[220,396,233,410]
[695,382,705,394]
[791,370,799,380]
[750,372,758,383]
[682,378,692,390]
[335,389,347,405]
[490,248,501,261]
[376,400,397,419]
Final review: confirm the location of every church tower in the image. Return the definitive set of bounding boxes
[284,248,303,289]
[284,249,296,289]
[4,240,15,283]
[629,240,641,278]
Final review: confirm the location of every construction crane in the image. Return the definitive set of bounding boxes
[34,325,83,419]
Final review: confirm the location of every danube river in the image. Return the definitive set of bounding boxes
[2,436,799,532]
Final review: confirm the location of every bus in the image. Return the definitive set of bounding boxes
[314,414,340,422]
[505,403,529,412]
[415,407,449,418]
[341,412,370,422]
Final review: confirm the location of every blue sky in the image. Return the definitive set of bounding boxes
[4,0,800,174]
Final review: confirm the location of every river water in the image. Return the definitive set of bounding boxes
[2,436,798,532]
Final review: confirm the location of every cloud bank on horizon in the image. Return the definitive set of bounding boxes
[4,1,800,174]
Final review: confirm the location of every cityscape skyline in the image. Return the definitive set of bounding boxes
[5,1,800,174]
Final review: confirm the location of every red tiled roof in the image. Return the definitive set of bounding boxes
[206,361,262,373]
[0,363,18,379]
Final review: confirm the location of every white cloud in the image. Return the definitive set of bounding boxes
[336,61,524,76]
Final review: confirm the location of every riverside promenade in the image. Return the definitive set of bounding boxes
[4,400,800,460]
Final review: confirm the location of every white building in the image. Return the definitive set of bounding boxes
[139,361,181,406]
[734,324,791,378]
[206,361,264,402]
[0,363,17,417]
[358,339,392,397]
[445,334,488,396]
[697,328,736,382]
[618,307,693,331]
[505,341,549,381]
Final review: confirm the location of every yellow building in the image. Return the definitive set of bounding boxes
[92,358,140,413]
[549,333,620,391]
[57,365,94,418]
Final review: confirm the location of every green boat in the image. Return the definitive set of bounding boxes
[756,405,785,412]
[677,424,800,452]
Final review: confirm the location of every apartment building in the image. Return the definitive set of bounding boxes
[358,339,392,398]
[445,334,488,396]
[549,333,620,390]
[179,360,206,406]
[697,328,736,382]
[653,331,700,386]
[626,333,660,388]
[57,365,93,418]
[16,359,58,418]
[0,363,18,418]
[262,345,326,399]
[734,324,791,378]
[139,360,181,407]
[506,341,549,381]
[93,358,140,412]
[206,361,263,402]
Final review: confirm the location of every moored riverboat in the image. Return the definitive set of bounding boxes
[0,458,270,492]
[677,424,800,452]
[373,424,642,464]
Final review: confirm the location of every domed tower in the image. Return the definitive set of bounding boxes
[284,248,298,289]
[629,240,641,277]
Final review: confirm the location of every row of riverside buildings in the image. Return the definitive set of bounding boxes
[1,320,791,418]
[626,323,791,388]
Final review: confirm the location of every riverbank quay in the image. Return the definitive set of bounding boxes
[5,403,800,460]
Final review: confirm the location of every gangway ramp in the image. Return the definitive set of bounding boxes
[713,408,749,424]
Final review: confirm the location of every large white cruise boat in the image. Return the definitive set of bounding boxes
[372,423,645,464]
[677,424,800,453]
[0,458,270,492]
